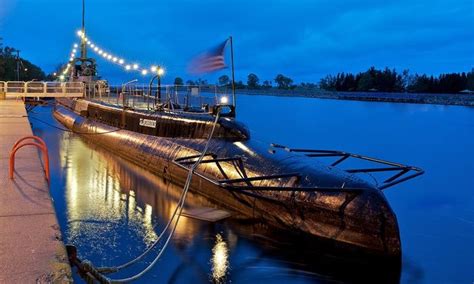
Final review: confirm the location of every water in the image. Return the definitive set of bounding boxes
[29,95,474,283]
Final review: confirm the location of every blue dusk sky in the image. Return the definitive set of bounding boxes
[1,0,473,84]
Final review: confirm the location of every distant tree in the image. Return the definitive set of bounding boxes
[195,78,208,86]
[218,75,230,86]
[174,77,184,86]
[300,82,317,89]
[467,69,474,91]
[357,68,376,91]
[407,74,430,93]
[0,45,45,81]
[247,73,260,89]
[320,67,473,94]
[437,73,467,93]
[234,80,245,89]
[319,75,337,91]
[0,37,4,79]
[274,74,293,89]
[262,80,272,89]
[186,80,195,86]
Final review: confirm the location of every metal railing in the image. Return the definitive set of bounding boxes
[270,144,424,190]
[85,83,230,113]
[9,136,50,182]
[0,81,84,98]
[172,144,424,194]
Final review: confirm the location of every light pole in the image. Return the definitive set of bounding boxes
[121,79,138,107]
[15,49,20,81]
[147,67,165,110]
[157,66,164,106]
[148,76,158,111]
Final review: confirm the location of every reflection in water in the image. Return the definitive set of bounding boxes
[211,234,229,283]
[61,136,158,248]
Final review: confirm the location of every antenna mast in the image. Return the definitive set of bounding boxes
[80,0,87,59]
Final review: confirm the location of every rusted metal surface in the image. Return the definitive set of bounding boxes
[54,99,402,257]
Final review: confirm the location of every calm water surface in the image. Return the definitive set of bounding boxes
[30,95,474,283]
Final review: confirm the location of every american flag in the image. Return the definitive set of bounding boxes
[188,39,229,74]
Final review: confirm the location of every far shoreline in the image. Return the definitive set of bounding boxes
[232,89,474,107]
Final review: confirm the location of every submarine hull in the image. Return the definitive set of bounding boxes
[53,99,401,258]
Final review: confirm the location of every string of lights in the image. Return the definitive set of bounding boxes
[59,43,80,79]
[76,30,164,76]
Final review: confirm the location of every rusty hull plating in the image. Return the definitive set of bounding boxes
[54,98,403,257]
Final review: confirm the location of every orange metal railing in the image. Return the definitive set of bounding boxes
[9,136,50,182]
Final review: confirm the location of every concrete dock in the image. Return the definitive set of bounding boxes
[0,99,72,282]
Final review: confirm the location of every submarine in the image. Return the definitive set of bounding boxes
[53,94,423,258]
[54,21,423,259]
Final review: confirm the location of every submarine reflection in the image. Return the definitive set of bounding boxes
[59,134,401,283]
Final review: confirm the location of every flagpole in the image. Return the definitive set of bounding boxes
[81,0,87,59]
[229,36,236,112]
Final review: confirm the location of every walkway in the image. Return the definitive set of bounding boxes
[0,99,72,282]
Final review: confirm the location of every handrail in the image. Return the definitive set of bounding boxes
[173,153,364,194]
[1,81,84,97]
[270,144,424,190]
[9,136,50,182]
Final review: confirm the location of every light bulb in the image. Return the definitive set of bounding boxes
[220,96,229,104]
[157,67,165,76]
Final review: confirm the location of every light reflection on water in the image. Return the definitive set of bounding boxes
[29,94,474,283]
[211,234,229,283]
[61,138,158,248]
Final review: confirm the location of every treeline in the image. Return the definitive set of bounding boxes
[175,73,298,90]
[176,67,474,94]
[319,67,474,93]
[0,40,47,81]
